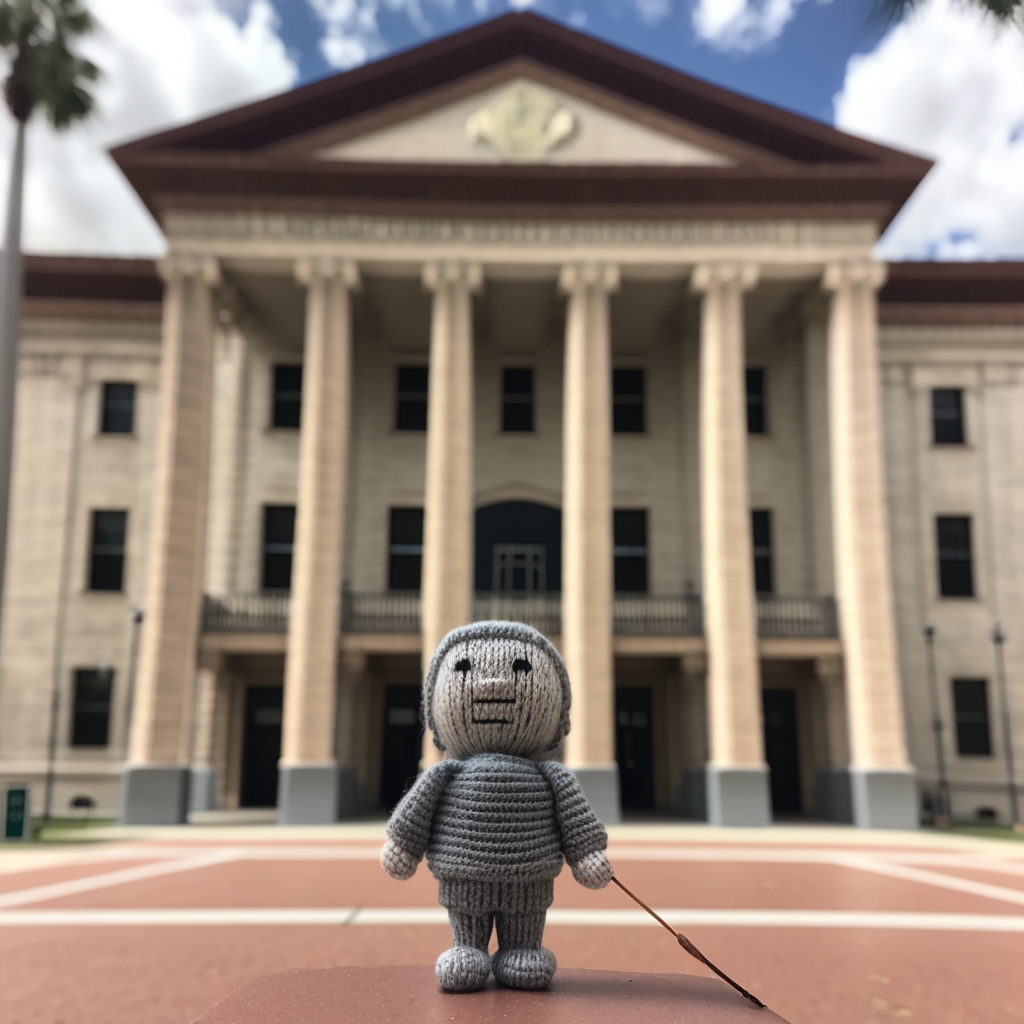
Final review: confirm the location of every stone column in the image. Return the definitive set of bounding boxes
[824,261,916,829]
[278,258,360,824]
[678,653,709,819]
[420,261,480,765]
[692,263,771,827]
[122,256,219,825]
[559,263,620,824]
[811,655,852,822]
[189,652,226,813]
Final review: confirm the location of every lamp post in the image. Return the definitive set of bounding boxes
[922,625,950,827]
[123,607,144,757]
[992,623,1021,830]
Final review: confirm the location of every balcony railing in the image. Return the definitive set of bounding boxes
[756,596,838,639]
[202,592,838,640]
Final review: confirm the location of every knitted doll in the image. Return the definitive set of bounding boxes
[380,620,614,993]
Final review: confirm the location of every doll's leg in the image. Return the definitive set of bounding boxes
[492,910,556,990]
[435,910,493,993]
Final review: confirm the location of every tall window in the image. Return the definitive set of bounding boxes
[932,388,965,445]
[388,508,423,590]
[89,511,127,591]
[100,383,135,434]
[936,516,973,597]
[272,365,302,428]
[952,678,992,756]
[752,509,773,595]
[71,668,114,747]
[502,368,534,432]
[262,505,295,591]
[613,510,647,592]
[395,366,428,431]
[746,368,766,434]
[612,369,645,433]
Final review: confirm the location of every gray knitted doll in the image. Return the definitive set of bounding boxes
[380,620,614,993]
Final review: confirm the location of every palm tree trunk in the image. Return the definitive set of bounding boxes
[0,117,26,637]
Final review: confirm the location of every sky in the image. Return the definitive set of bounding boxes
[1,0,1023,261]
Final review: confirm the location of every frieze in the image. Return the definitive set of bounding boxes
[166,211,876,250]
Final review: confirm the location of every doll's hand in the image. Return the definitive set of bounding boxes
[571,850,614,889]
[380,839,419,880]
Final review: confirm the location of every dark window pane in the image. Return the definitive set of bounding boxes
[389,508,423,591]
[396,366,428,431]
[263,505,295,591]
[614,509,647,592]
[89,511,127,591]
[953,678,992,756]
[71,668,113,747]
[932,388,964,445]
[746,368,766,434]
[937,516,973,597]
[752,509,773,595]
[502,368,534,432]
[101,383,135,434]
[613,369,645,433]
[272,365,302,429]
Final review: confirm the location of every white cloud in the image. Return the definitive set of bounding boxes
[0,0,298,256]
[834,0,1024,259]
[692,0,826,52]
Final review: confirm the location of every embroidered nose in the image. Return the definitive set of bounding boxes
[471,676,517,722]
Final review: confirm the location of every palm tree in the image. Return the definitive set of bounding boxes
[0,0,98,630]
[877,0,1023,24]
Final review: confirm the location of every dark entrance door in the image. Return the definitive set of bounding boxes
[475,501,562,592]
[379,685,423,811]
[616,687,654,810]
[762,688,802,816]
[240,685,283,808]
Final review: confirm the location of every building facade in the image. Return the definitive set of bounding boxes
[1,14,1022,829]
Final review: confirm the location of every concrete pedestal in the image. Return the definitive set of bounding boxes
[706,766,771,827]
[572,767,621,825]
[192,965,789,1023]
[188,767,217,814]
[813,768,854,823]
[120,765,190,825]
[277,765,359,824]
[850,768,918,829]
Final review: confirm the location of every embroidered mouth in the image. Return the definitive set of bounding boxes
[472,697,516,724]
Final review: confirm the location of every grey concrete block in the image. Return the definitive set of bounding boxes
[850,768,919,829]
[121,765,190,825]
[813,768,854,823]
[679,768,707,820]
[706,766,771,827]
[572,767,622,825]
[278,764,342,825]
[189,767,218,813]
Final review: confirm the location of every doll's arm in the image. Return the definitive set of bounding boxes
[537,761,613,889]
[381,759,459,880]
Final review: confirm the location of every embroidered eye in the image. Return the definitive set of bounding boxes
[455,658,471,678]
[512,659,532,676]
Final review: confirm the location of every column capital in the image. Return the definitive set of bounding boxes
[422,260,482,293]
[823,259,887,293]
[558,262,619,295]
[295,257,361,290]
[690,262,759,294]
[813,655,844,683]
[157,254,220,286]
[680,653,707,678]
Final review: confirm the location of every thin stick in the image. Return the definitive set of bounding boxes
[611,875,766,1010]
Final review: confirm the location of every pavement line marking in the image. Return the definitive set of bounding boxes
[2,907,1024,930]
[0,851,240,909]
[837,856,1024,907]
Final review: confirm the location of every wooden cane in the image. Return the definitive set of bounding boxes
[611,875,766,1009]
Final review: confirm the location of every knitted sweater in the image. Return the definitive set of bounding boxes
[386,753,608,884]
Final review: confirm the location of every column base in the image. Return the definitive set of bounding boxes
[188,767,218,813]
[277,765,359,825]
[813,768,854,823]
[571,767,621,825]
[120,765,190,825]
[706,765,771,827]
[850,768,919,829]
[679,768,707,820]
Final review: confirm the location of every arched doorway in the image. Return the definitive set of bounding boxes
[475,501,561,592]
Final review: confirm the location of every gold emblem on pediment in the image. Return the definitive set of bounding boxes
[466,82,576,161]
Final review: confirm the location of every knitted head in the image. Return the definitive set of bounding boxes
[424,621,571,759]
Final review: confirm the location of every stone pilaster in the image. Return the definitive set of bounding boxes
[811,655,853,822]
[692,263,770,827]
[420,261,480,764]
[189,652,225,813]
[559,263,620,824]
[824,261,916,829]
[121,255,219,825]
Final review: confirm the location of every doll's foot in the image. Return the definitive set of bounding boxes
[435,946,491,992]
[492,947,557,990]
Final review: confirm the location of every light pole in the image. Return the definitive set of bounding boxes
[992,623,1021,830]
[123,607,144,757]
[923,625,950,827]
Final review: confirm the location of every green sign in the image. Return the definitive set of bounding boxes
[4,785,29,841]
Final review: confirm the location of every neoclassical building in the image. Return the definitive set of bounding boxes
[1,14,1022,829]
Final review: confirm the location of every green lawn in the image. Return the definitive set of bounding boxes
[950,823,1024,843]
